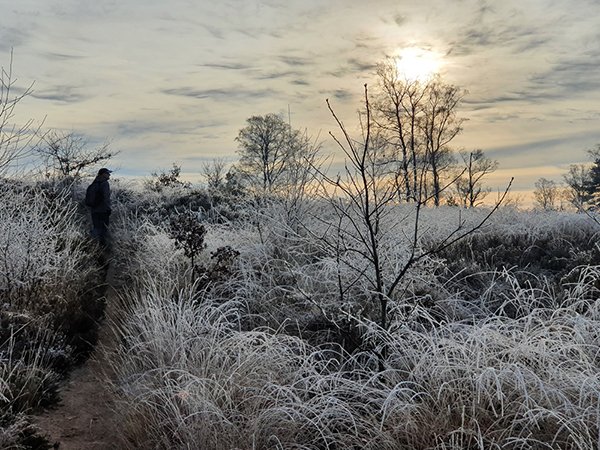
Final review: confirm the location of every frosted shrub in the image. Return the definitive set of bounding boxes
[105,188,600,449]
[369,264,600,449]
[107,266,600,449]
[110,216,243,297]
[0,321,64,413]
[225,200,467,331]
[0,180,98,448]
[109,181,253,293]
[438,210,600,280]
[0,182,94,315]
[108,284,396,449]
[113,219,189,291]
[380,316,600,447]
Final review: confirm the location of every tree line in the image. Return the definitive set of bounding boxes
[4,49,598,212]
[0,51,510,207]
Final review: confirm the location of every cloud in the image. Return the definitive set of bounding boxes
[201,24,226,40]
[30,86,89,103]
[528,53,600,97]
[115,117,227,138]
[485,133,600,170]
[447,23,544,57]
[42,51,86,61]
[279,55,311,67]
[320,89,354,102]
[253,69,304,80]
[347,57,376,73]
[514,36,551,53]
[463,91,558,108]
[291,79,309,86]
[198,62,252,70]
[393,13,406,26]
[0,27,29,52]
[325,57,377,79]
[353,33,379,50]
[163,86,278,101]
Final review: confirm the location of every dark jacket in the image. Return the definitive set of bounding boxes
[90,178,111,214]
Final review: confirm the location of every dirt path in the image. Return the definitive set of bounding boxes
[34,347,119,449]
[35,267,121,450]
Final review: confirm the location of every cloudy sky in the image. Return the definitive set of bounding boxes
[2,0,600,197]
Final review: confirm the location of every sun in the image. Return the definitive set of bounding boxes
[394,47,442,81]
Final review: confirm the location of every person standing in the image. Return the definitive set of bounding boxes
[88,167,112,247]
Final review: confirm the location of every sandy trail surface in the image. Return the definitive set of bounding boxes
[34,348,119,449]
[35,264,121,450]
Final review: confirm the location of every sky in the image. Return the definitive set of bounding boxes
[1,0,600,199]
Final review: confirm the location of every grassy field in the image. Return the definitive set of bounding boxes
[101,184,600,449]
[2,177,599,449]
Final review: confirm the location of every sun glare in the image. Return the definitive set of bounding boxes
[394,47,442,81]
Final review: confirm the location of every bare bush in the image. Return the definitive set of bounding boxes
[36,130,114,180]
[0,182,95,314]
[0,52,43,175]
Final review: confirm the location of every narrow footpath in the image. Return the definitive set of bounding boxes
[34,266,121,450]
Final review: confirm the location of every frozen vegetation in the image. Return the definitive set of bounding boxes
[3,49,600,449]
[0,180,106,448]
[1,173,599,449]
[99,184,600,449]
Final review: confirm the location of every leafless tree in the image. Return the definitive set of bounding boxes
[202,158,227,192]
[236,113,320,195]
[372,60,466,204]
[36,130,114,179]
[0,51,42,175]
[421,77,466,206]
[454,149,498,207]
[533,178,560,211]
[317,85,512,335]
[563,163,591,208]
[373,61,426,202]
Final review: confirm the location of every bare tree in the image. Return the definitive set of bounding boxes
[202,158,227,193]
[533,177,560,211]
[0,51,42,175]
[455,149,498,207]
[36,130,114,179]
[421,77,466,206]
[373,60,426,202]
[236,113,319,195]
[318,85,397,332]
[563,163,591,208]
[317,85,512,336]
[373,60,466,204]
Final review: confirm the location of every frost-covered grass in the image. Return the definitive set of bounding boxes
[0,181,96,315]
[379,266,600,449]
[105,194,600,449]
[106,267,600,449]
[0,179,105,448]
